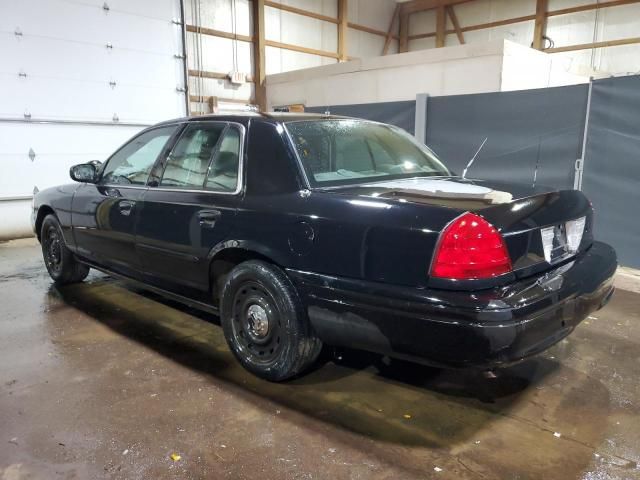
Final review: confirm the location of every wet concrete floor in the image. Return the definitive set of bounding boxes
[1,238,639,479]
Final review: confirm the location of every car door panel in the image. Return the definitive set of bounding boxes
[135,121,243,292]
[136,191,237,290]
[72,184,146,274]
[70,124,181,274]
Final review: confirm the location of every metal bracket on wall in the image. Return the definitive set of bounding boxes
[415,93,429,144]
[109,80,116,89]
[28,148,36,162]
[574,78,593,191]
[112,114,119,122]
[18,71,27,79]
[176,86,186,93]
[172,19,183,25]
[14,28,23,38]
[103,2,110,13]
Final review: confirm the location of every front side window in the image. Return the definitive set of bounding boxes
[101,126,177,185]
[160,123,226,188]
[286,120,450,187]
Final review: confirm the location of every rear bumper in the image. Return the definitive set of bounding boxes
[287,241,617,368]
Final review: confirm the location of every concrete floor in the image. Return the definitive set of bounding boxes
[1,238,639,480]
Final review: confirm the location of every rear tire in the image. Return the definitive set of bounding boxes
[220,260,322,381]
[41,214,90,285]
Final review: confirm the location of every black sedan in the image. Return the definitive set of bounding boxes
[32,113,617,381]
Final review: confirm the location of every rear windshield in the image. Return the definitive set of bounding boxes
[285,119,450,187]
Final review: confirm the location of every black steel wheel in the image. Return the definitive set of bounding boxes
[43,223,63,277]
[220,260,322,381]
[40,214,90,285]
[230,280,283,365]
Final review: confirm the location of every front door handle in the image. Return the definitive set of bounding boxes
[118,200,135,216]
[198,209,221,228]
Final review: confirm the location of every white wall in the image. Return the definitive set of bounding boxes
[186,0,398,112]
[266,39,591,109]
[407,0,640,77]
[0,0,187,239]
[267,40,505,108]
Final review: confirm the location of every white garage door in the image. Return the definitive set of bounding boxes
[0,0,187,239]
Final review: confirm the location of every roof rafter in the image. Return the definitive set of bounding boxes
[400,0,474,15]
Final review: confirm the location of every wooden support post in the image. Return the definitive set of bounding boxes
[338,0,348,61]
[382,4,400,55]
[447,5,464,44]
[252,0,266,111]
[533,0,548,50]
[435,5,446,47]
[399,12,409,52]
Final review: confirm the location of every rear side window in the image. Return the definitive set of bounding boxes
[160,123,226,188]
[205,127,241,192]
[102,125,177,185]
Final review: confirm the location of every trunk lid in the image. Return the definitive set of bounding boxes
[322,176,594,284]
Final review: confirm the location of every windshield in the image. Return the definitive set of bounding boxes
[286,119,450,187]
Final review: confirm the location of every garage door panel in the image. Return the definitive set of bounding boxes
[2,75,179,123]
[0,0,185,238]
[0,123,142,198]
[2,40,181,102]
[104,0,180,22]
[1,0,180,54]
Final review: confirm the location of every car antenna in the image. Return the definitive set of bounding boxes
[532,141,541,188]
[462,137,488,179]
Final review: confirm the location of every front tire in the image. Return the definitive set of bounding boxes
[220,260,322,381]
[41,214,89,285]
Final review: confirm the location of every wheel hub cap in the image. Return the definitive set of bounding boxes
[247,304,269,338]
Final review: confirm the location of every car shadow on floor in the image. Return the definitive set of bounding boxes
[50,275,609,452]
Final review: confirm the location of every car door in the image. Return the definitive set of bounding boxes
[135,121,243,292]
[72,124,180,275]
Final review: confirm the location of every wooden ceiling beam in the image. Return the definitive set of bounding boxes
[532,0,548,50]
[264,0,338,24]
[548,0,640,17]
[447,5,465,44]
[435,6,446,47]
[338,0,348,61]
[382,4,401,55]
[399,11,409,52]
[545,36,640,53]
[400,0,473,15]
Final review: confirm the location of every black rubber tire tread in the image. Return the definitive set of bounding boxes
[220,260,322,381]
[41,214,90,285]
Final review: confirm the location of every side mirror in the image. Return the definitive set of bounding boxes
[70,163,98,183]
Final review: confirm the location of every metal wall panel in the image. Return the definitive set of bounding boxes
[306,101,416,134]
[424,85,589,190]
[582,75,640,268]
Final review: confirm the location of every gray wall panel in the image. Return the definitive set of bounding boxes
[424,85,588,190]
[582,75,640,268]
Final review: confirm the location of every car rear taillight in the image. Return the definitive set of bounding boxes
[431,212,512,280]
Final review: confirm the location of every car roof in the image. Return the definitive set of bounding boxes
[155,111,351,126]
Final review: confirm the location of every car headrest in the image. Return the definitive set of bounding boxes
[213,151,238,176]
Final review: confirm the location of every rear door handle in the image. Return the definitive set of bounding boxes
[198,209,221,228]
[118,200,135,216]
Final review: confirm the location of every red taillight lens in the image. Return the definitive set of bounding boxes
[431,212,512,280]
